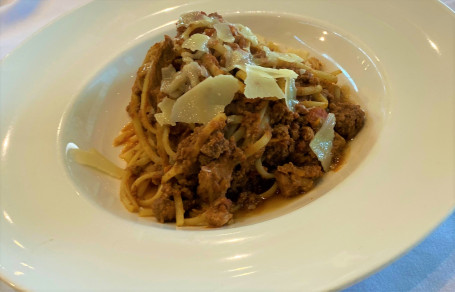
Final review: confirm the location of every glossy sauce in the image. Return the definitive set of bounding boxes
[234,193,301,219]
[234,143,351,220]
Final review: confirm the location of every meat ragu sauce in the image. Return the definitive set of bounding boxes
[113,12,365,227]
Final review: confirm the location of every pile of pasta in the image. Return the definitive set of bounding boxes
[112,11,364,227]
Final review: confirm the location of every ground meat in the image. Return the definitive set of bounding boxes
[242,111,263,143]
[151,183,176,223]
[174,173,198,190]
[307,107,328,129]
[197,161,233,203]
[152,183,198,222]
[294,103,310,115]
[289,121,301,141]
[229,24,249,49]
[237,191,264,211]
[169,123,193,150]
[130,35,175,114]
[275,163,323,197]
[197,139,243,203]
[224,94,266,116]
[176,25,186,37]
[174,131,202,175]
[198,155,213,167]
[207,12,223,21]
[332,132,346,159]
[297,71,319,86]
[330,132,347,169]
[264,125,293,166]
[251,47,267,60]
[199,131,230,163]
[269,100,298,125]
[148,36,175,91]
[289,126,319,166]
[204,28,216,37]
[205,197,233,227]
[329,102,365,140]
[235,34,249,49]
[174,183,195,200]
[174,117,226,175]
[228,162,262,197]
[225,42,240,51]
[321,89,335,104]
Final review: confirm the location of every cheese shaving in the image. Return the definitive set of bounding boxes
[161,62,205,98]
[70,148,124,179]
[244,64,298,107]
[263,46,304,65]
[244,65,286,99]
[214,23,235,43]
[155,97,176,126]
[284,77,298,110]
[182,33,210,52]
[224,45,253,71]
[160,65,177,92]
[234,24,258,46]
[247,64,298,79]
[177,12,213,27]
[156,75,240,125]
[310,113,336,172]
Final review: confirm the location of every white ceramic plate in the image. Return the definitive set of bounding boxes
[1,0,453,290]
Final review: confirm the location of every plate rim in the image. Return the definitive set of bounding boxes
[1,0,454,290]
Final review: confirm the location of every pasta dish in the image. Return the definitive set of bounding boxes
[110,12,365,227]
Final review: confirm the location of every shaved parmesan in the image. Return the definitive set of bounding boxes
[177,12,213,27]
[182,33,210,52]
[284,77,298,110]
[155,97,176,126]
[234,24,258,46]
[244,65,285,99]
[263,46,304,65]
[161,64,176,80]
[244,64,298,105]
[249,64,298,79]
[70,148,124,179]
[286,47,310,60]
[161,62,205,98]
[160,64,177,92]
[181,51,205,64]
[224,46,253,71]
[170,75,240,124]
[310,113,336,172]
[214,23,235,43]
[183,61,203,87]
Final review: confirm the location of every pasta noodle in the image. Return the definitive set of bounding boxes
[255,158,275,179]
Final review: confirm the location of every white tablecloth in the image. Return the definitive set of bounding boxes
[1,1,454,291]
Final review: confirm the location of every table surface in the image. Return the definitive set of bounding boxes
[0,1,454,291]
